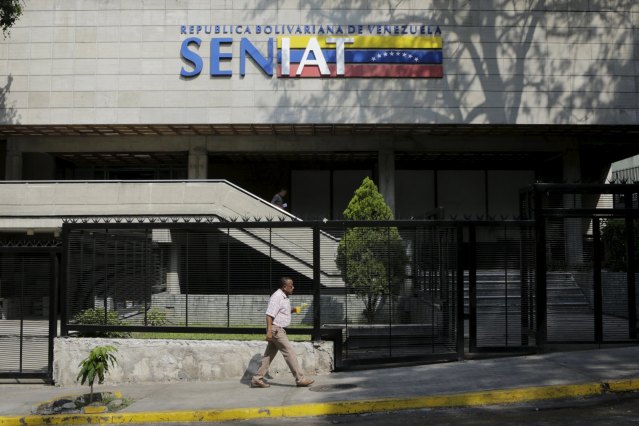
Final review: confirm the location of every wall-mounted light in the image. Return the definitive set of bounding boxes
[26,228,35,236]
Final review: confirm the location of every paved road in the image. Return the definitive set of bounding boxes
[137,392,639,426]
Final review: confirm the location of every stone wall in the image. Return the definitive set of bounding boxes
[53,337,333,386]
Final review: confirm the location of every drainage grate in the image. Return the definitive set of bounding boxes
[309,383,358,392]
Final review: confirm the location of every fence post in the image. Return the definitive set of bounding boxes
[534,188,547,350]
[48,251,58,382]
[625,193,637,339]
[60,226,69,337]
[468,223,477,352]
[456,224,465,360]
[312,225,321,341]
[593,217,603,345]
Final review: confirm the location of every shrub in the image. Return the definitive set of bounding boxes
[146,308,168,326]
[72,308,129,338]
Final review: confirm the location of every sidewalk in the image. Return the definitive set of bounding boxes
[1,346,638,425]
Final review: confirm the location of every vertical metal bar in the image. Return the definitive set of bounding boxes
[431,228,437,354]
[113,237,117,314]
[456,224,465,360]
[535,189,547,350]
[91,235,97,320]
[433,170,438,209]
[484,170,489,217]
[185,232,189,327]
[625,195,637,339]
[504,225,509,347]
[312,225,321,341]
[269,228,272,294]
[227,228,230,328]
[387,226,392,358]
[103,233,109,323]
[593,217,603,345]
[144,233,149,326]
[520,223,529,346]
[19,258,24,373]
[469,224,477,352]
[60,227,70,337]
[344,224,348,359]
[48,252,58,383]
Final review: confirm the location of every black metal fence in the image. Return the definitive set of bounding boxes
[61,218,539,366]
[522,184,639,345]
[4,183,638,378]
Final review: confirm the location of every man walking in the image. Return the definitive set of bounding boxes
[251,277,314,388]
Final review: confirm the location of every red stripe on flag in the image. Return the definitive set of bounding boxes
[277,64,443,78]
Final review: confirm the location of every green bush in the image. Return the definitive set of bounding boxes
[146,308,168,326]
[336,177,408,323]
[72,308,129,338]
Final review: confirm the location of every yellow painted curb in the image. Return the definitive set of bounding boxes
[1,379,638,426]
[82,405,107,414]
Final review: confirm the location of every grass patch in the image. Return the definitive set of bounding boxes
[130,332,312,341]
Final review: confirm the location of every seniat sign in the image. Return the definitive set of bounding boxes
[179,24,443,79]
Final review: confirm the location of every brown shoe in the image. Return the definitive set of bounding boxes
[296,378,314,387]
[251,379,270,388]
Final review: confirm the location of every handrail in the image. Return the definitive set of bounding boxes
[0,179,305,221]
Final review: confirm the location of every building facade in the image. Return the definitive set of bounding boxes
[0,0,638,221]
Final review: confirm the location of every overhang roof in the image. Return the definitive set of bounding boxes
[0,124,638,137]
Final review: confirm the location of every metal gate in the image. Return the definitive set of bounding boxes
[0,245,59,381]
[525,184,639,345]
[319,222,463,366]
[466,222,537,353]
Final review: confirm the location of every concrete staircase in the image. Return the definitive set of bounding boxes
[463,270,591,314]
[0,180,343,285]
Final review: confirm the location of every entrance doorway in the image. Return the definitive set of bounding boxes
[208,153,376,220]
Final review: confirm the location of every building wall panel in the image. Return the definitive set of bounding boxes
[0,0,636,126]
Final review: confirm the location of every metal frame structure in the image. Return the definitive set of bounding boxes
[59,217,539,367]
[0,245,60,382]
[523,183,639,346]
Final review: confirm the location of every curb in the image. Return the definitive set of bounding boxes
[1,378,637,425]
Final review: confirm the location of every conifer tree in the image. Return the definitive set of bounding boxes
[336,177,407,323]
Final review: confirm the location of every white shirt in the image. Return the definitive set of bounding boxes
[265,288,292,328]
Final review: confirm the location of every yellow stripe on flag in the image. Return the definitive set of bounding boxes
[277,36,442,49]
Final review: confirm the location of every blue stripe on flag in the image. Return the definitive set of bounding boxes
[277,49,442,64]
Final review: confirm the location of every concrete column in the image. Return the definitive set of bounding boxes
[188,138,208,180]
[378,149,396,215]
[5,140,22,180]
[563,149,584,265]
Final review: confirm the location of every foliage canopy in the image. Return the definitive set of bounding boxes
[336,177,407,323]
[1,0,23,36]
[77,345,119,402]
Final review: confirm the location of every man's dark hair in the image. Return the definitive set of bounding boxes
[280,277,292,288]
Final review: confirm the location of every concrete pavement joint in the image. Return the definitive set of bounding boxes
[0,378,638,425]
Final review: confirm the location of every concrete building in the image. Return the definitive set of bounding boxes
[0,0,637,220]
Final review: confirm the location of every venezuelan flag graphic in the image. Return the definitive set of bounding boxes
[277,36,443,78]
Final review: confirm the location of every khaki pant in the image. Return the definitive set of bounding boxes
[253,325,305,383]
